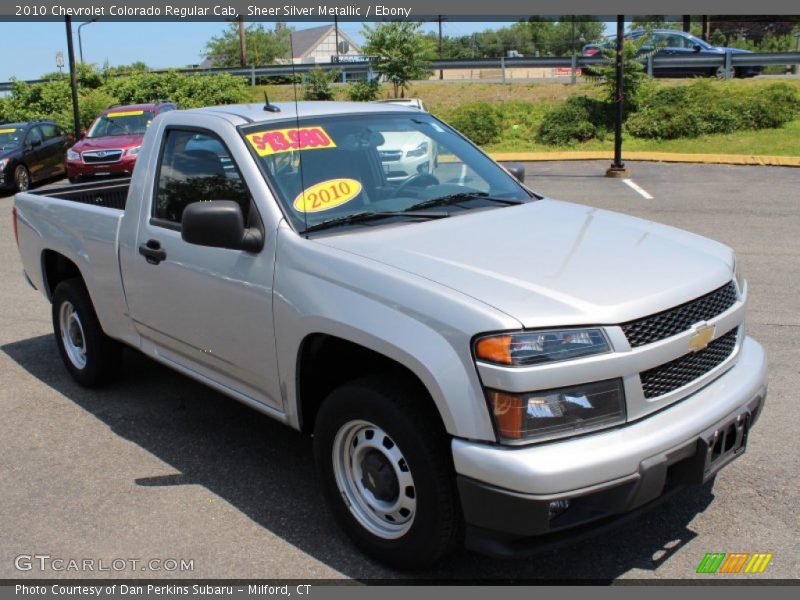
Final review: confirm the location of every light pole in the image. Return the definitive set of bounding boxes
[77,18,97,64]
[438,16,444,80]
[65,17,81,140]
[606,15,629,178]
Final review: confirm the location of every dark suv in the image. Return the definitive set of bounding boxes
[0,120,69,193]
[67,101,176,182]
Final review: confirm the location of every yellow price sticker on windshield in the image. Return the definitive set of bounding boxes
[0,128,17,133]
[293,178,362,213]
[247,126,336,157]
[107,110,144,118]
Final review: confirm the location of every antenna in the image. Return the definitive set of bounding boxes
[263,90,280,112]
[288,33,309,238]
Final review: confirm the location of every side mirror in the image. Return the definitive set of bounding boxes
[181,200,263,252]
[693,44,702,53]
[80,130,87,139]
[500,161,525,183]
[30,139,42,148]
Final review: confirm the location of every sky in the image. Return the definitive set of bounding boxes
[0,20,538,81]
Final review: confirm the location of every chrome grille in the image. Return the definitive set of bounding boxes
[379,150,403,162]
[82,149,123,164]
[640,328,738,399]
[621,282,738,348]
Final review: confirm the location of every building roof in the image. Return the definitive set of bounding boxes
[287,24,361,59]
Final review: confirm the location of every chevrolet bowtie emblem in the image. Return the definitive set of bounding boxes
[689,324,716,351]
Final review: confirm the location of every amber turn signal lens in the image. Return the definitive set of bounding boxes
[487,391,523,439]
[475,335,512,364]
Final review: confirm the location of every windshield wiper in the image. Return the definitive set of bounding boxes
[303,210,449,234]
[405,192,525,212]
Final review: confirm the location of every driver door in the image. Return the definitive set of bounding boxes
[122,128,281,410]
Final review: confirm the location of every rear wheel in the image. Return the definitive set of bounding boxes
[14,165,30,192]
[52,278,122,387]
[313,375,463,569]
[68,176,81,184]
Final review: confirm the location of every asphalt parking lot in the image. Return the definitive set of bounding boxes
[1,160,798,580]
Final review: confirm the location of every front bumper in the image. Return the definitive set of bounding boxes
[453,336,767,555]
[67,155,137,178]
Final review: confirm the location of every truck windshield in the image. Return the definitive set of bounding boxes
[0,127,22,149]
[88,110,154,138]
[242,112,531,233]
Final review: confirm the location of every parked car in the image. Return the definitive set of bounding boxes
[66,101,176,183]
[0,120,69,193]
[13,102,766,569]
[583,29,762,78]
[374,99,437,180]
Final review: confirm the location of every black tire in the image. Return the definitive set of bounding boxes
[68,176,81,184]
[313,374,463,569]
[52,278,122,387]
[14,165,30,192]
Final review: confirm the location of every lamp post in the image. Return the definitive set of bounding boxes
[438,16,444,80]
[606,15,629,178]
[77,18,96,64]
[65,17,81,140]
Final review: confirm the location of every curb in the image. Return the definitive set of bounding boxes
[489,151,800,168]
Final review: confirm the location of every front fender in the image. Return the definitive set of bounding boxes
[273,225,521,441]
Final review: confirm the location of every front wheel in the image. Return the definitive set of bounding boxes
[313,375,463,569]
[14,165,30,192]
[52,278,122,387]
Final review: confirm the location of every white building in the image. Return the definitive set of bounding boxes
[286,24,362,64]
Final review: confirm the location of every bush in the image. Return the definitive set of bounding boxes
[627,81,798,139]
[347,78,381,102]
[537,96,611,146]
[103,71,250,108]
[302,68,339,101]
[448,102,501,145]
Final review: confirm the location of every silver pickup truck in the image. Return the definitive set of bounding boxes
[13,102,767,568]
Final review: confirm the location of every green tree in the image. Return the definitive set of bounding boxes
[362,22,434,97]
[301,68,339,101]
[594,33,653,115]
[204,22,290,67]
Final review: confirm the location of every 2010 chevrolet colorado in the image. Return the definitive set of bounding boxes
[12,101,767,568]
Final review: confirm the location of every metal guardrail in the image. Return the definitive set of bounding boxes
[2,52,799,92]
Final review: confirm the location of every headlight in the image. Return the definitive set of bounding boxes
[66,149,80,161]
[127,146,142,156]
[487,379,626,443]
[0,158,8,170]
[475,328,611,366]
[406,141,428,158]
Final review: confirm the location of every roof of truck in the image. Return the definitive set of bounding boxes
[185,102,417,125]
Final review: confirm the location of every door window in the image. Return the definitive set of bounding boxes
[39,124,59,140]
[153,129,250,225]
[26,126,43,146]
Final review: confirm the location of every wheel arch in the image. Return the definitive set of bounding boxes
[295,332,450,437]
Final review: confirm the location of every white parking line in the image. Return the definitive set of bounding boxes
[622,178,654,200]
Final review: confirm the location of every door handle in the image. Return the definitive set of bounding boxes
[138,240,167,265]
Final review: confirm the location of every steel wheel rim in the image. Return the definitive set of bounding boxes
[332,419,417,539]
[59,301,87,369]
[16,167,29,192]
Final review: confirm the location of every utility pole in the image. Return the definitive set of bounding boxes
[701,15,709,41]
[238,17,247,67]
[682,15,691,33]
[64,17,81,139]
[334,15,340,58]
[606,15,628,178]
[438,16,444,80]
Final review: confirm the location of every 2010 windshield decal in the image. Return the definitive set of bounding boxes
[246,127,336,156]
[293,178,362,213]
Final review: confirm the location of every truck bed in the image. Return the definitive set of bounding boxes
[37,178,131,210]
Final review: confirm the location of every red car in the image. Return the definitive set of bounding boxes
[66,101,176,182]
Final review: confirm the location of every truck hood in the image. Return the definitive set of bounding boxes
[73,134,143,151]
[317,199,734,328]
